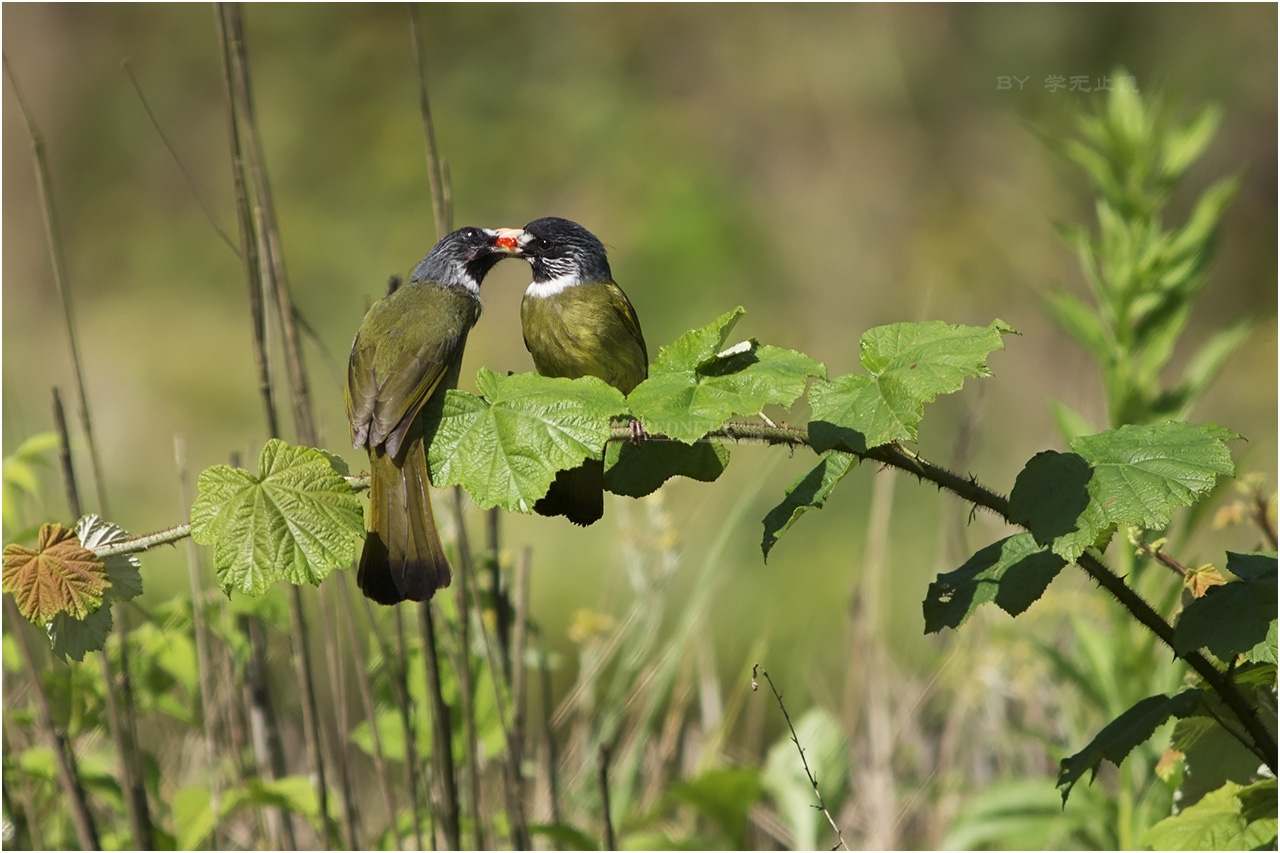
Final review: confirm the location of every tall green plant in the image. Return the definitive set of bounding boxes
[956,75,1273,850]
[1044,71,1249,435]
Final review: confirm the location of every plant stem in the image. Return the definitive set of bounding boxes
[214,2,278,440]
[54,389,154,849]
[121,58,239,256]
[339,580,402,850]
[752,664,850,851]
[420,602,461,849]
[387,604,426,849]
[448,489,486,850]
[461,504,531,849]
[407,3,449,238]
[4,55,111,518]
[242,614,298,849]
[174,435,225,849]
[597,742,616,851]
[318,584,359,848]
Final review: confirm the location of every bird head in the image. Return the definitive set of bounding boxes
[410,226,523,292]
[503,217,614,288]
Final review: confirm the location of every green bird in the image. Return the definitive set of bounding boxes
[514,216,649,525]
[347,226,519,605]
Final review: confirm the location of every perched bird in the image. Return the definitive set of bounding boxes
[514,216,649,525]
[347,226,519,604]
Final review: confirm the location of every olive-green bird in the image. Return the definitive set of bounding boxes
[513,216,649,526]
[347,226,518,605]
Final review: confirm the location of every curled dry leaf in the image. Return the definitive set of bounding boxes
[2,523,108,623]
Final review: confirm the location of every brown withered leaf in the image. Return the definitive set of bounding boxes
[1184,563,1227,599]
[2,523,108,623]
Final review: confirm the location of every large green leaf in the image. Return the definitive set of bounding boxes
[760,451,857,560]
[1174,552,1277,661]
[1022,422,1237,562]
[923,533,1066,633]
[190,439,364,595]
[807,319,1015,452]
[428,369,627,512]
[603,439,729,498]
[1172,710,1275,810]
[1057,689,1201,803]
[626,308,824,444]
[1140,780,1277,851]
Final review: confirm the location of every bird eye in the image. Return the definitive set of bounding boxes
[464,229,477,239]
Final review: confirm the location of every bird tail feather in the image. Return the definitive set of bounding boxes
[358,435,452,604]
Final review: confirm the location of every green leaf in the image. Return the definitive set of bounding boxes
[529,823,600,851]
[2,431,59,531]
[1245,619,1277,666]
[1161,105,1222,182]
[1238,778,1278,825]
[1045,422,1236,561]
[943,779,1114,850]
[1041,288,1111,362]
[428,369,627,513]
[808,319,1015,452]
[190,439,364,596]
[246,775,322,823]
[1049,400,1096,444]
[1172,710,1274,810]
[603,439,729,498]
[1174,552,1277,660]
[665,766,763,848]
[923,533,1066,633]
[1140,781,1277,851]
[627,309,824,444]
[48,603,113,664]
[1008,451,1094,544]
[1057,689,1201,803]
[173,784,217,850]
[1172,319,1252,415]
[760,451,858,561]
[651,306,745,374]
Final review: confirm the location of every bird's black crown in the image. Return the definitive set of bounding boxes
[410,226,506,289]
[521,217,613,284]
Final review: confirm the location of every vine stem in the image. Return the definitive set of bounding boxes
[74,417,1278,772]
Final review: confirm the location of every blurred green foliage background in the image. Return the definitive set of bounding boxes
[3,4,1276,845]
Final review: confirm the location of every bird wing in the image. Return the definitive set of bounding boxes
[347,286,475,460]
[606,281,649,366]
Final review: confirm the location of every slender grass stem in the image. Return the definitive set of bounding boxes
[752,665,850,852]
